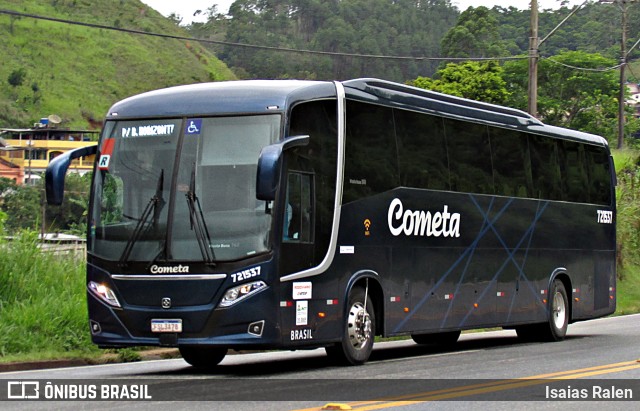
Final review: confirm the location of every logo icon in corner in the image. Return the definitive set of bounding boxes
[161,297,172,309]
[7,381,40,399]
[364,219,371,236]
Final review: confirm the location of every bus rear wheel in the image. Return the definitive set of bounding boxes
[544,279,569,341]
[179,346,227,368]
[516,279,569,342]
[326,287,375,365]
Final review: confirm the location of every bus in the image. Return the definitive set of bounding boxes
[46,78,616,367]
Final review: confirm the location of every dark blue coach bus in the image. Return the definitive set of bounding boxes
[46,78,616,367]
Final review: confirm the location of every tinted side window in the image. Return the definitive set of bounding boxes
[585,145,612,206]
[344,100,399,203]
[529,135,562,201]
[287,100,338,270]
[395,109,449,191]
[283,172,313,243]
[490,127,532,198]
[444,119,494,195]
[559,140,589,203]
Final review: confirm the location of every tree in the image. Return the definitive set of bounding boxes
[44,172,91,233]
[206,0,458,81]
[167,13,183,26]
[0,173,90,234]
[503,51,624,141]
[440,6,508,58]
[1,183,40,232]
[409,60,510,105]
[7,68,26,87]
[0,177,17,196]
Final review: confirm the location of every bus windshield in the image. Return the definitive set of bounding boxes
[90,115,280,262]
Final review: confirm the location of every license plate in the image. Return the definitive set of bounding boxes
[151,319,182,333]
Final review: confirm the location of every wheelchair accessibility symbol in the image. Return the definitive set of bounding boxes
[185,119,202,135]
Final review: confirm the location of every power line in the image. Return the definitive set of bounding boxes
[0,7,633,71]
[543,56,623,72]
[627,63,640,81]
[0,8,526,62]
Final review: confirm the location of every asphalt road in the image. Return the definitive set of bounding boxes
[1,314,639,410]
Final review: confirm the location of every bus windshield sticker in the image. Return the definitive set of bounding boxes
[185,119,202,135]
[121,124,175,138]
[292,282,312,300]
[296,301,308,326]
[98,138,115,170]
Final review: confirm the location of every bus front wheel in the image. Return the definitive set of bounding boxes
[179,346,227,368]
[326,287,375,365]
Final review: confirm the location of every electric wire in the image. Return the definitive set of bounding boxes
[0,8,526,62]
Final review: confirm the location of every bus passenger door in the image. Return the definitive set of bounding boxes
[280,171,315,276]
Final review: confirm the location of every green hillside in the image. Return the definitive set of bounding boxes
[0,0,235,129]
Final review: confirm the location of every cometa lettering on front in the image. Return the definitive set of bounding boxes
[387,198,461,238]
[150,264,190,274]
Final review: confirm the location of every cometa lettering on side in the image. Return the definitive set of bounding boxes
[387,198,461,238]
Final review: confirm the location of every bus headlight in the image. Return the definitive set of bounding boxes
[219,281,267,308]
[88,281,121,308]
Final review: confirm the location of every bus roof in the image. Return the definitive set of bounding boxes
[106,78,608,148]
[343,78,609,148]
[107,80,335,119]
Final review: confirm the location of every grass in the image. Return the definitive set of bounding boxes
[0,230,100,361]
[0,0,235,129]
[616,264,640,315]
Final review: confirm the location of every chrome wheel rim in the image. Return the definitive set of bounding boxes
[347,301,372,350]
[552,291,566,330]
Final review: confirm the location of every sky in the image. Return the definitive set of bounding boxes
[141,1,588,25]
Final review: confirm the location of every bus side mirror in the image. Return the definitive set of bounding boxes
[256,135,309,201]
[46,145,97,205]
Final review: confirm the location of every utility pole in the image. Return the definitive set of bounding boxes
[601,0,635,149]
[528,0,539,117]
[528,1,586,117]
[617,0,628,150]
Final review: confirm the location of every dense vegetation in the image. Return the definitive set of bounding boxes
[409,52,639,147]
[189,0,459,81]
[0,0,235,129]
[188,1,640,82]
[0,173,90,234]
[0,223,95,361]
[187,1,640,144]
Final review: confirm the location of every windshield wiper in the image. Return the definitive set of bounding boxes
[186,166,216,265]
[119,169,166,265]
[145,240,168,271]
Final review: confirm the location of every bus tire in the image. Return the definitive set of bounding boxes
[411,330,461,346]
[179,346,227,368]
[516,279,569,342]
[543,279,569,341]
[326,287,375,365]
